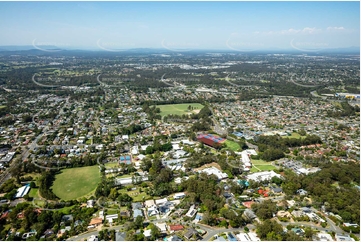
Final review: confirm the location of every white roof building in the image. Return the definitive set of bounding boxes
[315,232,334,241]
[144,199,155,208]
[246,171,282,182]
[122,135,129,140]
[175,176,189,184]
[198,167,228,180]
[156,222,167,233]
[131,146,139,155]
[155,198,168,206]
[15,185,30,198]
[236,233,260,241]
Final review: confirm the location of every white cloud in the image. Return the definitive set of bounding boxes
[280,28,301,34]
[327,26,345,31]
[301,27,321,34]
[259,27,321,36]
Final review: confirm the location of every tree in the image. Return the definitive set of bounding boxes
[134,216,144,229]
[149,223,161,240]
[252,200,277,220]
[256,219,283,240]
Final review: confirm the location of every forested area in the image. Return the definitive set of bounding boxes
[282,162,360,223]
[38,171,59,200]
[327,101,360,117]
[253,134,322,161]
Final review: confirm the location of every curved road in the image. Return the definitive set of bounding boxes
[32,74,58,88]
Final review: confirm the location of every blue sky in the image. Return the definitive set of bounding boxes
[0,1,359,51]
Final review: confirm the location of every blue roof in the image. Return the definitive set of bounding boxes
[133,209,143,218]
[228,233,237,241]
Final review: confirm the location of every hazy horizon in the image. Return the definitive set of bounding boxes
[0,1,359,52]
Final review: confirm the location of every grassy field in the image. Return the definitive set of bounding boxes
[156,103,204,117]
[28,188,40,199]
[105,162,120,168]
[282,132,306,139]
[52,166,101,200]
[116,187,153,202]
[225,140,240,151]
[251,159,276,172]
[0,106,6,109]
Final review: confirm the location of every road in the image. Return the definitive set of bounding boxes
[67,218,249,241]
[32,73,58,88]
[207,106,227,137]
[66,205,352,242]
[290,77,319,88]
[0,97,70,186]
[160,73,175,87]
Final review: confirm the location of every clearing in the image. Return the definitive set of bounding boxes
[156,103,204,117]
[225,140,240,151]
[52,166,101,200]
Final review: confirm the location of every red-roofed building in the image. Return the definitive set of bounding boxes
[242,201,255,209]
[169,224,184,233]
[0,211,9,220]
[197,134,226,148]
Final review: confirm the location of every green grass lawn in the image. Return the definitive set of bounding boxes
[58,205,76,214]
[52,166,101,200]
[255,165,277,171]
[28,188,40,199]
[156,103,204,117]
[251,159,271,165]
[116,187,153,202]
[0,106,6,109]
[105,162,120,168]
[282,132,306,139]
[251,159,276,172]
[225,140,240,151]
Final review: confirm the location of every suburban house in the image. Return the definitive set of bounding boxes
[184,228,199,240]
[168,224,184,233]
[186,205,197,218]
[173,192,186,200]
[147,204,159,217]
[88,217,103,228]
[133,209,143,220]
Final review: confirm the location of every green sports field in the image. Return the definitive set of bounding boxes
[52,166,101,200]
[251,159,277,172]
[156,103,204,117]
[281,132,306,139]
[225,140,240,151]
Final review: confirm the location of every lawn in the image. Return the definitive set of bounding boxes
[116,187,153,202]
[52,166,101,200]
[225,140,240,151]
[255,165,277,171]
[28,188,40,199]
[156,103,204,117]
[0,106,6,109]
[251,159,276,172]
[282,132,306,139]
[251,159,271,165]
[105,162,120,168]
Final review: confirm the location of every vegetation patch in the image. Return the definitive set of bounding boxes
[52,166,101,200]
[251,159,271,165]
[157,103,204,117]
[225,140,241,151]
[255,165,277,171]
[282,132,306,139]
[28,188,39,199]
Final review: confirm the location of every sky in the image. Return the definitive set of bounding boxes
[0,1,359,51]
